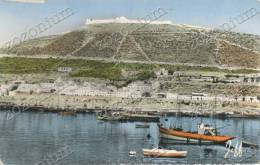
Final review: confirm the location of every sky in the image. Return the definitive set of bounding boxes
[1,0,260,46]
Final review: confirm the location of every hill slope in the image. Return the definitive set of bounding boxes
[2,23,260,69]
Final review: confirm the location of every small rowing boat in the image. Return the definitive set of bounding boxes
[129,151,137,157]
[143,148,187,158]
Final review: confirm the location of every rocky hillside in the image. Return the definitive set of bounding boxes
[2,23,260,68]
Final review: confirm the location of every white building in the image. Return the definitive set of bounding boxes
[58,67,72,73]
[16,84,39,94]
[155,68,168,77]
[37,83,56,93]
[86,17,172,25]
[0,84,12,96]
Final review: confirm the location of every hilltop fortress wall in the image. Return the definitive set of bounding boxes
[85,16,172,25]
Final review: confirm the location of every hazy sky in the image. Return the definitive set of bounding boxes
[1,0,260,46]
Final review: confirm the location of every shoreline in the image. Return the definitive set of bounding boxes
[1,104,260,119]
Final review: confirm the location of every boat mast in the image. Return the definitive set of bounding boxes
[172,94,181,129]
[212,95,217,128]
[200,95,203,123]
[174,94,179,128]
[177,94,182,129]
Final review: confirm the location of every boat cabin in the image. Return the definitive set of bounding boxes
[198,123,217,136]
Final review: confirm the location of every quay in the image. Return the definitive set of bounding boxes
[1,102,260,119]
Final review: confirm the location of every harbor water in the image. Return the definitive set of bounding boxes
[0,111,259,164]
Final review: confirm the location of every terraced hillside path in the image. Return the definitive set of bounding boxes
[69,35,95,56]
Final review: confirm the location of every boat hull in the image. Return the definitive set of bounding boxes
[143,149,187,158]
[159,127,234,144]
[135,124,150,128]
[160,132,215,144]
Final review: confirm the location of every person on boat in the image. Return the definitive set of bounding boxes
[198,123,217,136]
[198,123,205,134]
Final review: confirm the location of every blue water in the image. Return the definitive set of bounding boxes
[0,111,259,164]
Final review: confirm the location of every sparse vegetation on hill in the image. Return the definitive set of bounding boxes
[0,57,259,81]
[6,31,85,55]
[2,23,260,69]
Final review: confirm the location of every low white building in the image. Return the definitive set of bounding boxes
[0,84,11,96]
[58,67,72,73]
[155,68,168,77]
[37,83,56,93]
[118,81,151,98]
[16,84,39,94]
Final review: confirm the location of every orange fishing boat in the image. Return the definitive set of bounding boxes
[143,148,187,158]
[159,123,235,144]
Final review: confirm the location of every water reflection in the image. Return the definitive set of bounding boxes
[203,148,217,158]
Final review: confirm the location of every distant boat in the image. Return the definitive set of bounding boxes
[96,111,159,122]
[97,115,121,121]
[135,124,150,128]
[129,151,137,157]
[97,112,122,121]
[58,111,76,116]
[159,124,234,144]
[122,113,160,122]
[242,140,259,148]
[143,148,187,158]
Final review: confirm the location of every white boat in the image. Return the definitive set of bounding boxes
[143,148,187,158]
[0,159,4,165]
[129,151,137,157]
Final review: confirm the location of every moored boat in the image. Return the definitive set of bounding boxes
[96,111,159,122]
[129,151,137,157]
[135,124,150,128]
[97,115,121,121]
[58,111,76,116]
[122,113,160,122]
[143,148,187,158]
[97,111,122,121]
[159,123,235,144]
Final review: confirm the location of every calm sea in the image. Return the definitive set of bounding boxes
[0,111,259,164]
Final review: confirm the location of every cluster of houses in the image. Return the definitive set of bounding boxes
[0,68,259,105]
[155,69,218,82]
[155,68,260,84]
[1,78,259,103]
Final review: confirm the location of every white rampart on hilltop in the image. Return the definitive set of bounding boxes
[85,16,173,25]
